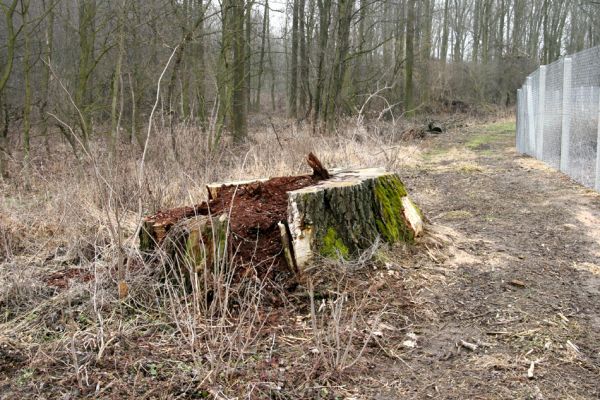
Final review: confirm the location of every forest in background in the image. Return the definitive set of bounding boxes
[0,0,599,168]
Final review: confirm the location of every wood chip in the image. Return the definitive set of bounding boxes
[527,361,535,379]
[509,279,526,288]
[557,312,569,323]
[459,340,478,351]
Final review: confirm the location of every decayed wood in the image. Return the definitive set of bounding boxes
[307,152,330,180]
[278,221,299,275]
[139,204,207,252]
[171,215,229,274]
[206,178,268,200]
[140,211,228,277]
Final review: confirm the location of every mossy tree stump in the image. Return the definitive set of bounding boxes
[286,168,423,269]
[140,168,423,276]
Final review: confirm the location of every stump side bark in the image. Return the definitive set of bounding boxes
[173,215,229,274]
[286,168,423,269]
[140,213,229,280]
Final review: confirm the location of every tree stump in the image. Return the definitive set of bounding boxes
[140,168,423,277]
[286,168,423,269]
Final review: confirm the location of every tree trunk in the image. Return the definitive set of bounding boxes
[404,0,415,116]
[288,0,299,118]
[0,0,18,178]
[76,0,97,147]
[195,0,207,126]
[420,0,432,103]
[440,0,450,63]
[245,0,254,111]
[298,0,309,117]
[325,0,353,130]
[41,0,54,148]
[231,0,247,141]
[266,14,276,111]
[313,0,331,130]
[255,0,268,111]
[110,0,125,157]
[21,0,31,164]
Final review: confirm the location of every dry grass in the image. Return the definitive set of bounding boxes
[0,115,432,398]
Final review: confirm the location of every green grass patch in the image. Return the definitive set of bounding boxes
[466,134,498,149]
[422,147,450,161]
[458,163,483,173]
[465,120,516,151]
[484,120,516,133]
[439,210,473,220]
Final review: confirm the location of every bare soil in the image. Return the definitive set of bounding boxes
[370,120,600,398]
[236,120,600,399]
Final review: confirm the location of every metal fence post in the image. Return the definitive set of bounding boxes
[560,57,572,173]
[526,77,535,155]
[516,88,522,152]
[537,65,546,160]
[595,87,600,191]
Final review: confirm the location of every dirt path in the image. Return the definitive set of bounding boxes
[375,120,600,398]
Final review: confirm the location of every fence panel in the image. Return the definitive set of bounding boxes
[517,46,600,191]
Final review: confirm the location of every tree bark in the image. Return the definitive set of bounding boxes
[288,0,299,117]
[110,0,126,157]
[76,0,97,147]
[313,0,331,130]
[298,0,309,117]
[40,0,54,148]
[231,0,247,141]
[21,0,31,163]
[287,169,423,269]
[440,0,450,63]
[404,0,415,116]
[255,0,268,111]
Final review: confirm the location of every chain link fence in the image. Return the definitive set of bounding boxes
[516,46,600,190]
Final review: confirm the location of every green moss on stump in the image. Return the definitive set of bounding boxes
[321,227,350,259]
[373,175,414,243]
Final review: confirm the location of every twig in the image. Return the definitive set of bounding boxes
[459,339,478,351]
[70,333,83,389]
[132,44,180,245]
[268,117,284,150]
[527,361,535,378]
